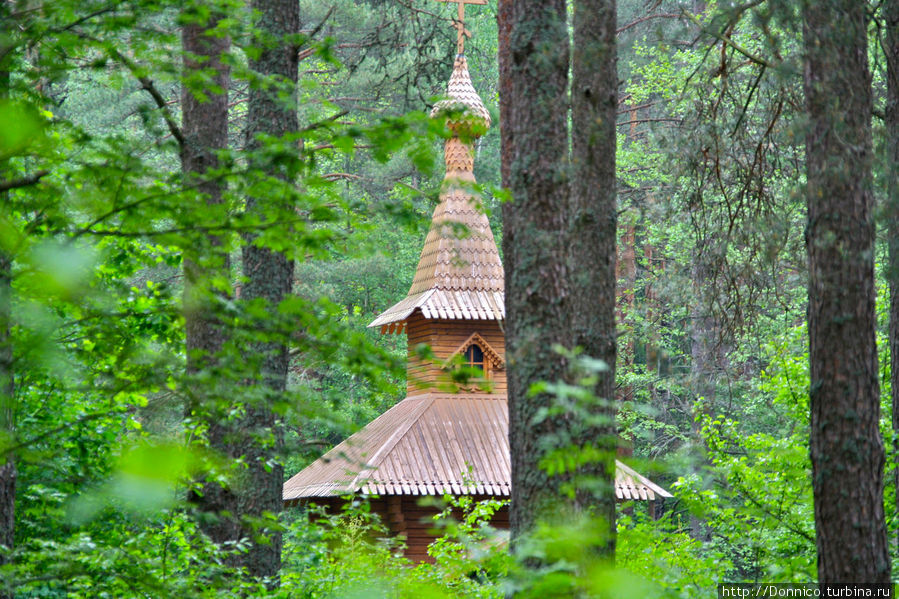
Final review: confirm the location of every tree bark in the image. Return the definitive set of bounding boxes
[569,0,617,558]
[239,0,299,581]
[180,2,237,551]
[499,0,571,543]
[884,0,899,556]
[802,0,890,582]
[0,19,16,599]
[497,0,512,191]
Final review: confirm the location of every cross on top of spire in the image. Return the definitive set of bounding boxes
[435,0,486,55]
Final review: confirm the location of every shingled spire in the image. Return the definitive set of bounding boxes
[370,55,503,334]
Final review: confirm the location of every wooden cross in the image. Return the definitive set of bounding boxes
[435,0,486,55]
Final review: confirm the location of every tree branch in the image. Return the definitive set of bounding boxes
[299,110,349,134]
[617,13,681,35]
[681,8,776,69]
[321,172,362,181]
[2,409,125,457]
[0,170,49,192]
[617,117,682,126]
[105,47,185,148]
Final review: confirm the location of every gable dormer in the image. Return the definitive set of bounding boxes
[443,332,505,372]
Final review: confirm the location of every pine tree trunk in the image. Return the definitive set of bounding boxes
[499,0,571,543]
[240,0,299,581]
[0,196,14,599]
[884,0,899,556]
[180,3,236,551]
[569,0,617,558]
[0,30,16,599]
[802,0,890,582]
[497,0,512,191]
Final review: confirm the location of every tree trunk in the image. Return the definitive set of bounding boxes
[802,0,890,582]
[180,2,238,551]
[884,0,899,556]
[499,0,571,543]
[686,245,727,542]
[239,0,299,581]
[569,0,617,558]
[497,0,512,191]
[0,25,16,599]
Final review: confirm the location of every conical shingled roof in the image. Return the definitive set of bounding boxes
[369,54,502,331]
[407,188,504,296]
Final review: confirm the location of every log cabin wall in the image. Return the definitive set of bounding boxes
[313,496,510,564]
[405,311,507,396]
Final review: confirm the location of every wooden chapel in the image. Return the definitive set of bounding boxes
[282,7,671,563]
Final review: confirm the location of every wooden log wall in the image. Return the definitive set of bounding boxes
[307,496,509,564]
[405,312,507,396]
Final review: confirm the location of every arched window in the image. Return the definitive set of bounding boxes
[464,344,485,373]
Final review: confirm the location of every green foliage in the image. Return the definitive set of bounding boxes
[0,0,469,593]
[3,0,898,595]
[618,512,730,596]
[280,496,509,599]
[672,324,816,581]
[418,494,510,596]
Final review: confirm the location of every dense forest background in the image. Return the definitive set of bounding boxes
[1,0,895,596]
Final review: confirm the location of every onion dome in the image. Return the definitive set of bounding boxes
[430,54,491,138]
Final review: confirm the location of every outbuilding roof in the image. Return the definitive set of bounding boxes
[283,393,672,503]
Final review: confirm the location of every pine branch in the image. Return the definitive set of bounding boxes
[105,46,185,148]
[681,8,776,69]
[0,170,49,192]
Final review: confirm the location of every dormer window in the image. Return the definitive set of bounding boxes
[464,344,485,373]
[441,333,505,392]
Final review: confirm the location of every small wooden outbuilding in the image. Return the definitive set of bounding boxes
[283,53,671,564]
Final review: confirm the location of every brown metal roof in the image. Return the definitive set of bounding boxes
[283,393,671,502]
[370,289,506,333]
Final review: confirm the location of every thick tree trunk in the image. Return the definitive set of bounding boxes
[180,4,237,550]
[569,0,617,558]
[497,0,512,191]
[884,0,899,555]
[0,33,16,599]
[499,0,571,544]
[0,190,14,599]
[802,0,890,582]
[239,0,299,581]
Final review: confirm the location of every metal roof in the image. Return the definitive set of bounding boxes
[283,393,672,502]
[370,288,506,332]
